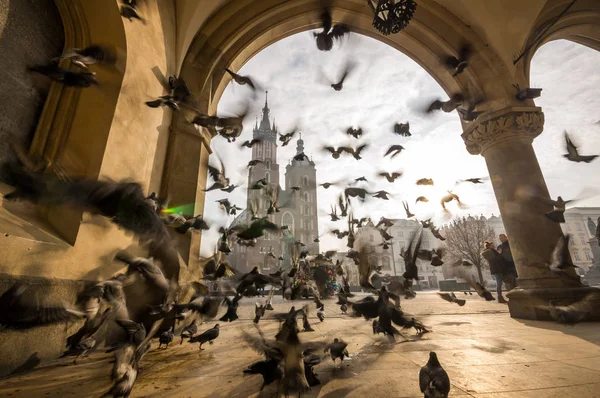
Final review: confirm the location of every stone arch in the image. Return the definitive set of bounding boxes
[180,0,515,117]
[520,0,600,85]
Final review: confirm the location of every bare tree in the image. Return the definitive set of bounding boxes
[442,216,496,284]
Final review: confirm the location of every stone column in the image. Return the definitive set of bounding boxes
[160,113,212,273]
[462,106,599,320]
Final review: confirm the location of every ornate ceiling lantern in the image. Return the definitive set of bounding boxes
[367,0,417,36]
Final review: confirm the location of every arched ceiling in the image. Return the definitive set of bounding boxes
[175,0,600,116]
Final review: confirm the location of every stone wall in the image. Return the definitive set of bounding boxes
[0,0,178,376]
[0,0,64,183]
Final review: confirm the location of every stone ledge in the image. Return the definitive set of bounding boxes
[506,286,600,321]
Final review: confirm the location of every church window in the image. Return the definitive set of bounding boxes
[266,160,270,169]
[257,144,263,158]
[399,231,404,237]
[579,234,586,245]
[303,192,309,202]
[310,220,314,230]
[265,143,271,158]
[585,250,592,260]
[304,205,309,215]
[573,250,580,261]
[303,176,309,187]
[265,172,270,183]
[300,219,304,229]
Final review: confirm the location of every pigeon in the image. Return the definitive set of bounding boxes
[440,191,461,211]
[225,68,256,90]
[330,61,356,91]
[279,129,297,146]
[376,217,394,228]
[460,177,487,184]
[457,100,484,122]
[427,94,464,113]
[444,43,472,76]
[354,176,368,182]
[145,95,179,111]
[438,292,466,306]
[28,64,98,87]
[394,122,411,137]
[174,215,210,233]
[418,248,445,266]
[327,204,340,221]
[323,146,347,159]
[547,234,579,280]
[416,178,434,186]
[340,304,348,314]
[384,145,405,158]
[158,327,174,349]
[179,321,198,344]
[546,291,600,324]
[234,217,279,241]
[314,9,350,51]
[115,252,169,294]
[254,303,266,324]
[563,132,598,163]
[240,138,262,148]
[317,309,325,322]
[60,45,109,68]
[345,187,369,201]
[189,324,220,350]
[419,352,451,398]
[205,154,230,192]
[220,294,243,322]
[294,152,309,162]
[338,194,349,217]
[403,201,415,218]
[544,196,572,223]
[236,267,278,296]
[243,358,283,391]
[346,127,363,138]
[320,181,339,189]
[247,159,263,168]
[120,0,145,22]
[403,317,431,334]
[415,196,429,204]
[378,171,403,182]
[343,144,368,160]
[373,190,391,200]
[324,338,349,364]
[61,308,112,364]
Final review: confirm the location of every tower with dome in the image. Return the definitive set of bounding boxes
[228,92,319,272]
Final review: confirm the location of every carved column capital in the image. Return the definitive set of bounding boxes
[461,107,545,155]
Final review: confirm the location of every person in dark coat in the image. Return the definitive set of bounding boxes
[497,234,517,288]
[481,241,508,303]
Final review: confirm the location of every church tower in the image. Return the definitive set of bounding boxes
[228,92,320,273]
[285,136,320,254]
[247,92,280,212]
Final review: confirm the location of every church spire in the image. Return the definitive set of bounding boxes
[295,135,305,155]
[259,91,271,131]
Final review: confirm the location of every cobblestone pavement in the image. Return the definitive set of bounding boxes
[1,291,599,397]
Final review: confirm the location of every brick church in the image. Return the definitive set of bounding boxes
[227,93,320,272]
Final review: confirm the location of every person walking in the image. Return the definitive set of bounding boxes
[497,234,517,288]
[481,241,508,303]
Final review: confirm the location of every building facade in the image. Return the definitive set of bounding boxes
[354,219,444,289]
[484,208,600,273]
[227,94,319,273]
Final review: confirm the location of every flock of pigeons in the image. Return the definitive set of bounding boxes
[1,2,599,397]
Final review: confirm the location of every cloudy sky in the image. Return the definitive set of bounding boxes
[199,33,600,255]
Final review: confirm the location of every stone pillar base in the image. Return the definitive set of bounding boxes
[506,286,600,321]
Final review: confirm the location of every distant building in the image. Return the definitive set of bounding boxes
[484,208,600,273]
[227,93,320,273]
[354,219,444,289]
